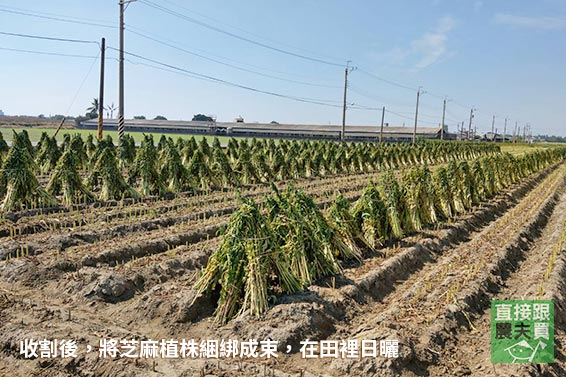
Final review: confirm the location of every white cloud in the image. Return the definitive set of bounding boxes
[410,16,456,70]
[494,14,566,31]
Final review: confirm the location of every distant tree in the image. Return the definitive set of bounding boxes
[105,102,117,119]
[74,115,89,126]
[38,114,46,119]
[134,115,146,120]
[270,121,279,124]
[51,115,66,121]
[86,98,99,118]
[192,114,214,122]
[154,115,167,120]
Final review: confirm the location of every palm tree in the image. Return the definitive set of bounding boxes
[86,98,99,117]
[105,102,117,119]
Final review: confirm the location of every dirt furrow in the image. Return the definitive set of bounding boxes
[427,188,566,377]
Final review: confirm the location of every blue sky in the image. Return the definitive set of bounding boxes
[0,0,565,136]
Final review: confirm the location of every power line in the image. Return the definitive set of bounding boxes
[157,0,344,63]
[64,49,102,116]
[0,7,116,29]
[110,47,345,108]
[0,46,99,59]
[0,4,115,25]
[139,0,345,68]
[126,28,341,88]
[357,68,417,92]
[0,31,99,45]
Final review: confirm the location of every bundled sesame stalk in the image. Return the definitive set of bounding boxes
[65,134,89,170]
[433,167,454,220]
[159,140,190,192]
[352,181,389,249]
[35,134,61,174]
[88,147,139,201]
[130,134,168,196]
[187,149,215,191]
[379,171,406,239]
[268,185,344,286]
[192,196,300,324]
[46,150,96,205]
[1,131,56,211]
[328,194,370,257]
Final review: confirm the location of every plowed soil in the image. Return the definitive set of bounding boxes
[0,164,564,377]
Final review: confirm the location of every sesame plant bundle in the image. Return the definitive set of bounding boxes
[46,149,95,205]
[0,131,56,211]
[88,146,139,201]
[118,134,136,169]
[252,149,272,182]
[66,134,89,170]
[181,136,198,165]
[211,141,238,187]
[446,161,466,214]
[186,148,215,191]
[379,171,407,239]
[35,134,61,174]
[352,181,389,249]
[267,185,344,286]
[432,167,454,220]
[85,134,97,159]
[233,147,259,185]
[130,134,168,196]
[19,129,35,158]
[159,140,191,192]
[328,194,370,257]
[192,196,300,324]
[402,167,435,232]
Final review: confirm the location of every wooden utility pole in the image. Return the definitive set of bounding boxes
[503,117,507,143]
[513,121,518,143]
[440,97,446,140]
[524,123,528,142]
[379,106,385,145]
[468,108,474,141]
[53,117,67,138]
[98,37,105,140]
[341,61,351,141]
[412,87,422,144]
[491,115,496,142]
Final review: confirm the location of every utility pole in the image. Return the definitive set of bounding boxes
[495,128,498,142]
[98,37,105,141]
[513,121,518,143]
[524,123,528,142]
[118,0,136,143]
[468,108,474,141]
[341,61,352,141]
[491,115,496,142]
[518,126,522,142]
[379,106,385,145]
[413,87,422,144]
[440,97,447,140]
[503,117,507,143]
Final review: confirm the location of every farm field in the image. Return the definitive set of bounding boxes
[0,131,565,376]
[0,126,233,145]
